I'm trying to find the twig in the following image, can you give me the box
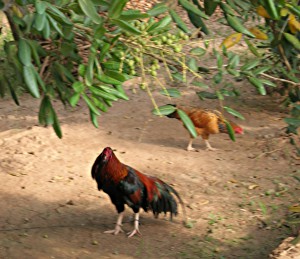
[39,56,50,77]
[261,73,300,86]
[161,51,174,81]
[278,44,292,71]
[254,148,281,159]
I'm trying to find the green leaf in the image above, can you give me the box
[38,96,54,125]
[223,106,245,120]
[47,14,63,36]
[147,15,172,33]
[226,15,255,38]
[99,42,110,62]
[227,68,240,77]
[248,77,266,95]
[263,0,279,20]
[90,109,99,128]
[179,0,209,19]
[108,0,128,19]
[52,108,62,138]
[42,18,50,39]
[96,73,123,85]
[252,66,271,75]
[284,118,300,127]
[169,9,190,33]
[187,10,209,34]
[216,90,224,100]
[79,0,102,24]
[241,60,260,71]
[260,79,276,87]
[228,54,240,69]
[18,39,32,66]
[23,65,40,98]
[244,38,260,57]
[0,75,7,98]
[198,66,210,73]
[284,33,300,50]
[85,53,95,86]
[69,93,80,107]
[216,51,223,68]
[92,97,108,112]
[90,86,118,101]
[213,72,223,84]
[192,81,209,88]
[82,93,100,115]
[147,3,168,16]
[32,68,46,92]
[190,47,206,56]
[35,1,47,14]
[152,104,176,116]
[225,120,235,141]
[4,76,19,105]
[104,70,128,83]
[102,61,120,70]
[120,10,149,21]
[112,19,142,35]
[98,85,129,100]
[94,24,106,38]
[204,0,219,16]
[187,58,198,72]
[46,4,72,25]
[226,0,240,12]
[196,91,217,100]
[234,0,251,11]
[220,2,235,16]
[172,72,185,82]
[178,109,197,138]
[159,88,181,98]
[72,81,85,93]
[34,13,47,31]
[27,40,41,68]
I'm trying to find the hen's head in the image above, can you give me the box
[230,122,243,134]
[100,147,113,162]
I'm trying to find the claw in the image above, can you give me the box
[127,228,142,238]
[204,140,217,151]
[187,146,198,152]
[127,212,141,238]
[104,212,124,235]
[104,225,124,235]
[205,147,218,151]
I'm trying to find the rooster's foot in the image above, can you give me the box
[205,147,218,151]
[127,228,142,238]
[104,224,124,235]
[186,147,198,152]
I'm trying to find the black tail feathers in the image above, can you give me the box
[150,182,186,221]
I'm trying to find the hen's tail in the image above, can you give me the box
[150,180,187,222]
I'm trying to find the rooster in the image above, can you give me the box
[91,147,185,237]
[166,104,243,151]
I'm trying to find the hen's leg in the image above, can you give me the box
[204,140,217,151]
[187,138,197,152]
[104,212,124,235]
[127,213,141,238]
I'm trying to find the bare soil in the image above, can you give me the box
[0,80,300,258]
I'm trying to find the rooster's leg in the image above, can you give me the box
[127,213,141,238]
[187,138,197,152]
[104,212,124,235]
[204,140,217,151]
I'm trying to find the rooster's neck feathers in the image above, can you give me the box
[104,153,128,183]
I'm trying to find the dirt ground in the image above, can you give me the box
[0,78,300,258]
